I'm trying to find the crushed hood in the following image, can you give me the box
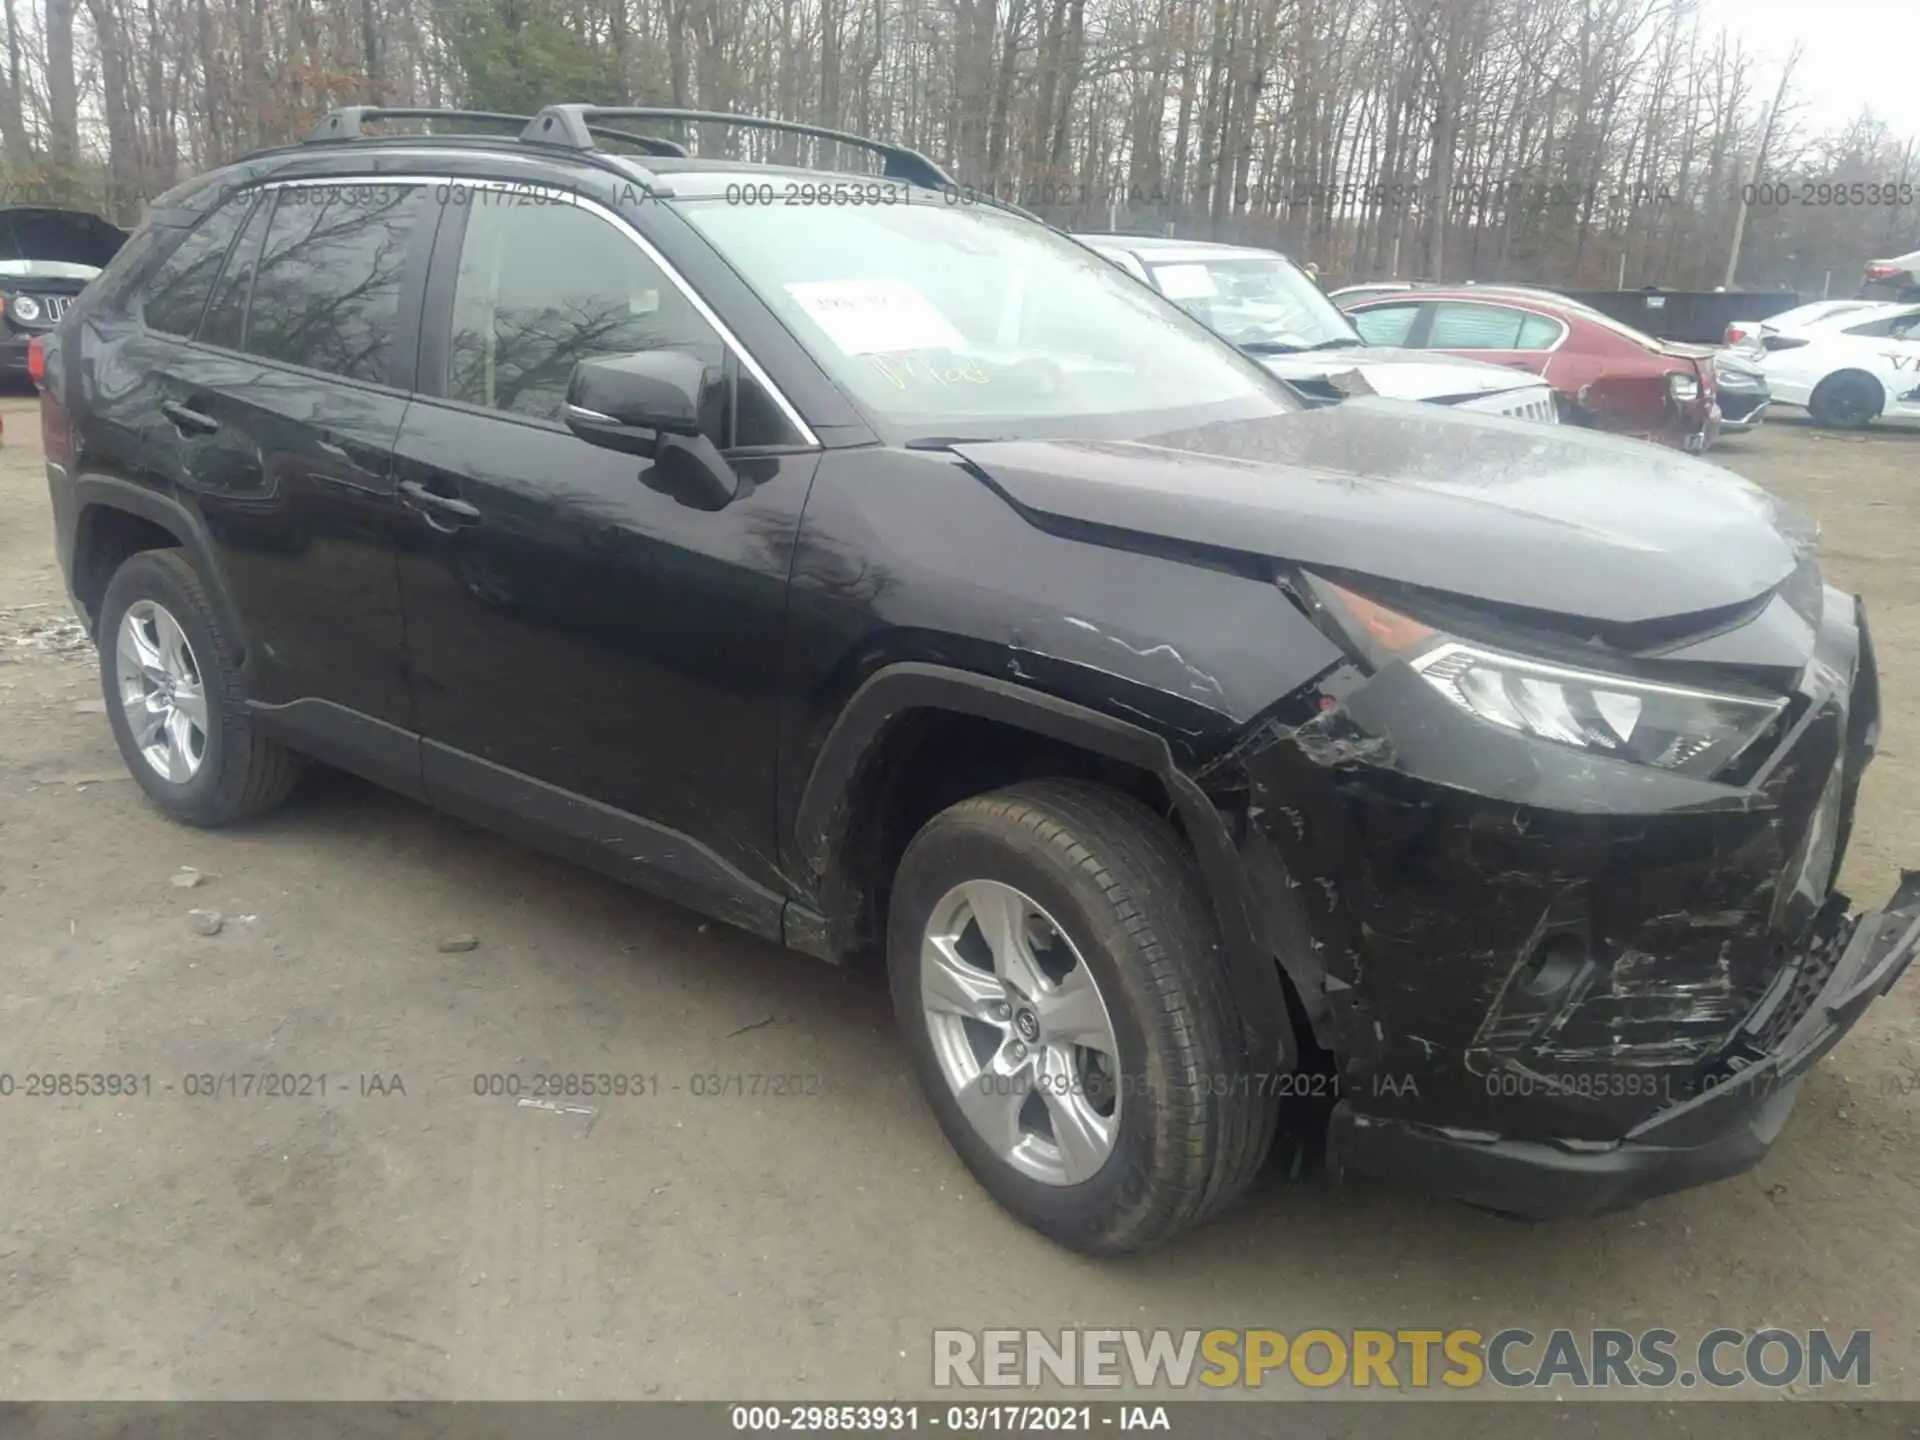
[1258,346,1544,402]
[954,401,1815,627]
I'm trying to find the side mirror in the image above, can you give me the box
[565,351,738,510]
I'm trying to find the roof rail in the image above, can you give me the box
[520,106,956,190]
[304,105,689,157]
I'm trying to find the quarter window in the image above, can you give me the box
[141,198,249,336]
[1517,313,1564,348]
[242,184,424,384]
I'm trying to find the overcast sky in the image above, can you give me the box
[1698,0,1920,143]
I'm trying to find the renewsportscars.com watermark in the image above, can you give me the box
[933,1327,1871,1391]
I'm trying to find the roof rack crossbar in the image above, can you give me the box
[520,105,956,189]
[306,107,532,142]
[304,106,688,157]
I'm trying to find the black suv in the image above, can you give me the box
[39,105,1920,1255]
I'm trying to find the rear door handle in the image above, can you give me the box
[400,478,482,524]
[161,399,219,435]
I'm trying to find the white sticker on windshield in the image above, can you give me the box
[785,278,967,355]
[1152,264,1218,300]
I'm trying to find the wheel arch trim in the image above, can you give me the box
[795,662,1293,1071]
[70,473,248,661]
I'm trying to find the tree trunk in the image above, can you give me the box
[45,0,80,196]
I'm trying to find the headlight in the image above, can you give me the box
[1667,370,1700,402]
[1413,642,1783,777]
[1319,579,1787,779]
[11,294,40,322]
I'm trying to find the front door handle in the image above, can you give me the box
[161,399,219,435]
[400,478,482,524]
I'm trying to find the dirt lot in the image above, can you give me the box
[2,394,1919,1405]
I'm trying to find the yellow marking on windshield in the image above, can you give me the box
[867,353,994,392]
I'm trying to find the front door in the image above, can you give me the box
[392,188,820,926]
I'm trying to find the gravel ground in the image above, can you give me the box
[2,394,1918,1407]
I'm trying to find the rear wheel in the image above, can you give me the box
[887,779,1278,1254]
[99,549,302,826]
[1808,371,1883,430]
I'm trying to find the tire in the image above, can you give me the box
[1808,371,1883,430]
[98,548,301,826]
[887,779,1280,1255]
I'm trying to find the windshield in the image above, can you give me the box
[1144,254,1360,350]
[680,195,1293,439]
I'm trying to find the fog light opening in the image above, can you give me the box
[1519,934,1587,999]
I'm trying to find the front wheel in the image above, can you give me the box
[887,780,1279,1254]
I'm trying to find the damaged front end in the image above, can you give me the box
[1204,561,1920,1218]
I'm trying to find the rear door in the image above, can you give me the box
[1422,300,1564,375]
[141,178,432,789]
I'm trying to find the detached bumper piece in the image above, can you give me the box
[1330,870,1920,1218]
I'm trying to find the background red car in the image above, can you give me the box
[1341,286,1720,451]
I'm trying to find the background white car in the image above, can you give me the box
[1756,302,1920,429]
[1722,299,1876,355]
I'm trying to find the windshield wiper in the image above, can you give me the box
[903,434,1008,450]
[1239,340,1306,355]
[1301,337,1362,351]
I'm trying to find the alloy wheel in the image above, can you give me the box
[115,599,210,783]
[919,878,1122,1186]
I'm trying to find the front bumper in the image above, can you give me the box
[1329,873,1919,1217]
[0,332,30,375]
[1205,579,1902,1216]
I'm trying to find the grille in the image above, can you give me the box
[45,295,71,320]
[1752,933,1845,1053]
[1458,387,1560,425]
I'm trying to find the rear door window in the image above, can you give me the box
[1351,303,1421,346]
[242,184,425,385]
[1428,302,1530,349]
[198,195,270,351]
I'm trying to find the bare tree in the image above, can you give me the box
[4,0,1908,298]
